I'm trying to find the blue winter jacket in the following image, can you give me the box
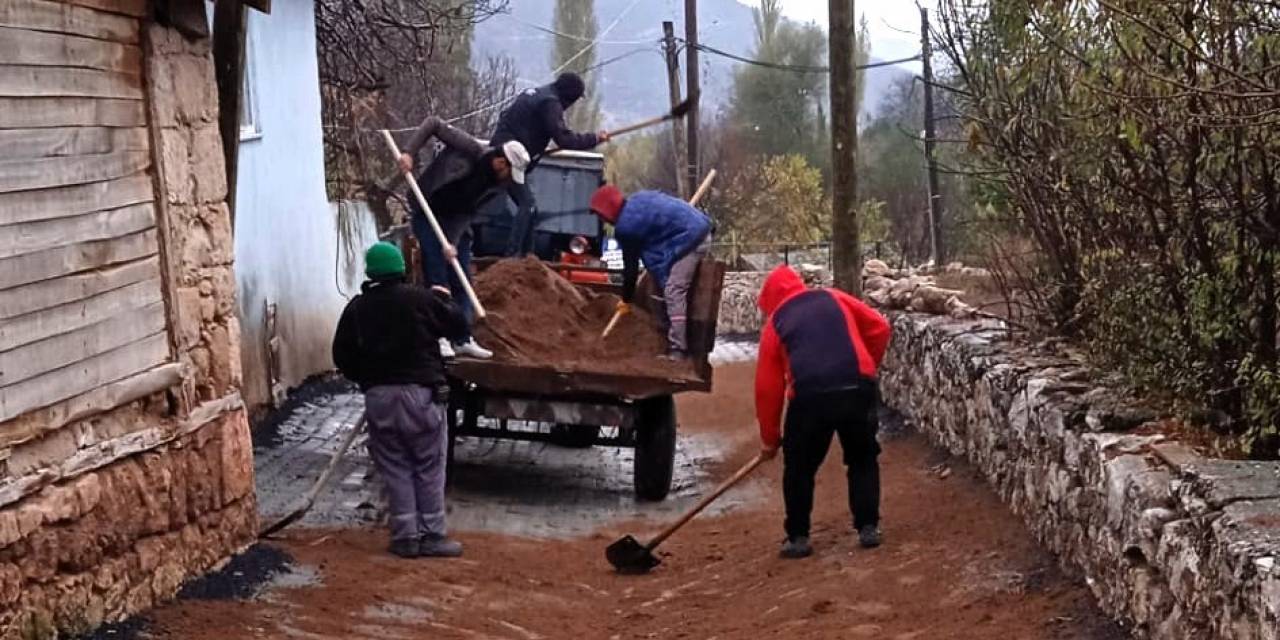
[614,190,712,300]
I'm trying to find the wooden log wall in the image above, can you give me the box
[0,0,173,426]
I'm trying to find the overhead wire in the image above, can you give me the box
[683,39,922,74]
[440,0,647,127]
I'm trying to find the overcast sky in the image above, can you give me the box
[769,0,936,71]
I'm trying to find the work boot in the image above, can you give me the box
[779,536,813,559]
[418,533,464,558]
[660,348,689,362]
[438,338,456,360]
[858,525,882,549]
[454,339,493,360]
[388,538,419,559]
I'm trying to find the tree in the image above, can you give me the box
[706,154,829,245]
[316,0,514,216]
[934,0,1280,455]
[729,2,829,167]
[550,0,602,131]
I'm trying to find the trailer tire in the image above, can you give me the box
[634,396,677,501]
[549,424,600,448]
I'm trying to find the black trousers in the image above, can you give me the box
[782,385,881,538]
[504,180,537,256]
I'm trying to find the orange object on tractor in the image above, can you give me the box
[559,235,610,285]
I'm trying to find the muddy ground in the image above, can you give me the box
[123,364,1125,640]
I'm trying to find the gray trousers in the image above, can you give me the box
[662,237,711,353]
[364,384,447,542]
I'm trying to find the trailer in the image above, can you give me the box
[445,258,726,501]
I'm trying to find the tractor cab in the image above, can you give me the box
[470,147,607,264]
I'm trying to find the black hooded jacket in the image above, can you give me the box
[490,83,598,165]
[331,279,466,391]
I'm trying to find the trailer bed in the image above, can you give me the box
[448,359,710,401]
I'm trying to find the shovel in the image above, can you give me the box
[607,453,767,574]
[547,97,697,158]
[599,170,719,340]
[260,413,367,538]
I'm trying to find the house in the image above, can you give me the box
[0,0,264,635]
[231,0,375,412]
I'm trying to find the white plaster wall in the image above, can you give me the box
[233,0,375,410]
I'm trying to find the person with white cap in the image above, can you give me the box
[397,116,531,359]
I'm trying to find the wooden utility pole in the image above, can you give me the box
[212,0,248,232]
[829,0,860,294]
[663,21,690,199]
[921,7,944,265]
[684,0,700,193]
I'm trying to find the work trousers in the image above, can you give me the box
[364,384,448,542]
[782,385,881,539]
[504,180,537,257]
[411,214,472,343]
[661,236,711,353]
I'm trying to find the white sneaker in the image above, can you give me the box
[454,339,493,360]
[438,338,456,360]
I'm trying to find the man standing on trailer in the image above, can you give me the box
[397,116,530,359]
[491,72,610,256]
[587,184,711,360]
[753,265,892,559]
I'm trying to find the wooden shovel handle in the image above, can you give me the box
[601,308,625,338]
[647,454,767,550]
[688,169,717,207]
[381,130,487,318]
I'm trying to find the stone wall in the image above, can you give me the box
[879,313,1280,639]
[0,19,254,639]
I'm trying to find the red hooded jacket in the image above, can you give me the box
[754,266,892,448]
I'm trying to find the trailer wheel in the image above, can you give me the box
[549,424,600,448]
[634,396,677,501]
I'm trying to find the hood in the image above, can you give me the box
[589,185,625,224]
[758,265,806,315]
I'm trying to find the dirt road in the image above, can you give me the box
[132,365,1125,640]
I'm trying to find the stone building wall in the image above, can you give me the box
[0,20,254,639]
[879,313,1280,640]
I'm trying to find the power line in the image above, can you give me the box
[684,39,921,74]
[442,0,646,125]
[500,13,660,46]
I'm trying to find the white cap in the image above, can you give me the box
[501,140,531,184]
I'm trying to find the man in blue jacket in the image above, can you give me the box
[589,185,712,359]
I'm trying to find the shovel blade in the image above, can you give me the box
[606,535,660,574]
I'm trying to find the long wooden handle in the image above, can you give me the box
[647,454,766,550]
[609,113,673,138]
[601,308,625,338]
[381,130,487,319]
[688,169,717,206]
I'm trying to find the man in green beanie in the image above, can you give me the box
[332,242,467,559]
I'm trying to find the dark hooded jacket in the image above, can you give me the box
[490,83,598,165]
[332,279,466,392]
[753,266,891,447]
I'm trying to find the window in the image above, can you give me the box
[239,32,261,140]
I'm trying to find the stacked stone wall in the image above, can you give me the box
[880,314,1280,639]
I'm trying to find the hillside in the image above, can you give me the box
[473,0,911,127]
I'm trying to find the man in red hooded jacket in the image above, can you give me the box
[755,266,892,558]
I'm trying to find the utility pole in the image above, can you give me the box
[829,0,860,294]
[684,0,700,191]
[663,21,690,199]
[921,7,944,265]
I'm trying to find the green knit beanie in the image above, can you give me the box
[365,242,406,279]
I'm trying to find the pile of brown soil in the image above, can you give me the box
[472,258,694,379]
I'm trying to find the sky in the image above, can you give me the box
[768,0,937,71]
